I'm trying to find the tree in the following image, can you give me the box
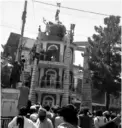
[87,15,121,110]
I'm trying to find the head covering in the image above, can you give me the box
[30,105,36,109]
[36,105,40,108]
[111,113,117,119]
[19,107,27,116]
[39,105,42,109]
[80,107,89,115]
[38,108,47,116]
[103,111,109,116]
[52,105,60,113]
[30,113,38,122]
[30,105,37,114]
[96,110,103,116]
[38,108,47,122]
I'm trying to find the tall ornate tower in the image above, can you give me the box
[81,47,92,111]
[29,27,42,104]
[28,20,76,106]
[61,32,71,106]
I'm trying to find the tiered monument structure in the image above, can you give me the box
[28,21,92,109]
[28,21,78,106]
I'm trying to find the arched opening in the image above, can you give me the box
[42,95,54,107]
[45,69,57,88]
[46,45,59,62]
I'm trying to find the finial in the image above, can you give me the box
[70,24,75,35]
[55,3,61,23]
[38,25,41,32]
[70,24,75,41]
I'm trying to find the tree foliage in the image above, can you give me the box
[88,15,121,97]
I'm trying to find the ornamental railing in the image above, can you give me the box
[1,117,13,128]
[39,80,76,92]
[40,80,62,89]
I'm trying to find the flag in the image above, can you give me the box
[70,24,75,31]
[55,9,60,21]
[57,3,61,7]
[22,11,26,21]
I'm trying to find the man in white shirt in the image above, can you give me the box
[8,107,37,128]
[8,116,37,128]
[36,108,53,128]
[94,110,107,128]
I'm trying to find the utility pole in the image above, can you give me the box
[15,0,27,84]
[16,0,27,62]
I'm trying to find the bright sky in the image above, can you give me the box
[0,0,121,66]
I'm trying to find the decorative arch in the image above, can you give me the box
[48,45,58,50]
[46,45,59,62]
[42,95,55,106]
[46,69,57,76]
[45,69,57,88]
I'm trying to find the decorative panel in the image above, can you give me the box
[41,93,56,105]
[46,43,60,62]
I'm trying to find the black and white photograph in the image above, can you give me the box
[0,0,121,128]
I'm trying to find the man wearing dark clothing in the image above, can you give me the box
[10,62,21,88]
[44,105,54,121]
[17,82,29,110]
[78,108,95,128]
[100,116,121,128]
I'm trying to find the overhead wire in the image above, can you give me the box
[0,24,21,31]
[32,4,101,21]
[0,24,38,35]
[34,0,121,18]
[0,1,107,40]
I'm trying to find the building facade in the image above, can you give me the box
[3,31,108,109]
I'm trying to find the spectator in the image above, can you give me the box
[110,113,117,120]
[78,107,94,128]
[100,116,121,128]
[58,104,78,128]
[92,110,96,118]
[51,106,61,128]
[94,110,107,128]
[44,105,54,121]
[55,107,64,128]
[36,108,53,128]
[8,107,36,128]
[17,82,29,110]
[103,111,111,121]
[36,104,40,112]
[30,106,38,123]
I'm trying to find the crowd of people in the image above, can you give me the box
[8,101,121,128]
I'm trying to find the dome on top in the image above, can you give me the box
[48,23,66,38]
